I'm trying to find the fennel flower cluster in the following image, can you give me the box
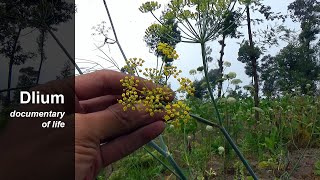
[120,75,173,117]
[157,42,179,60]
[163,66,182,78]
[138,1,161,13]
[123,58,145,74]
[177,77,195,96]
[164,101,191,127]
[119,53,194,127]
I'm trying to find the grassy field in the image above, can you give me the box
[97,94,320,180]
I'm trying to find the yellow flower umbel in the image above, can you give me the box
[164,101,191,128]
[118,55,194,127]
[123,58,145,74]
[119,76,141,111]
[177,77,195,96]
[142,68,162,83]
[141,86,173,116]
[119,76,176,117]
[163,66,182,78]
[157,42,179,60]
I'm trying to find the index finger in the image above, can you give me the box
[75,70,173,101]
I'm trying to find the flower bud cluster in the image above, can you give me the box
[119,76,192,125]
[177,77,195,96]
[157,42,179,60]
[163,66,182,78]
[141,85,173,116]
[142,68,162,82]
[119,56,194,127]
[119,76,141,111]
[139,1,161,13]
[123,58,145,74]
[164,101,191,127]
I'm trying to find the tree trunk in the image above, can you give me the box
[5,28,22,106]
[246,5,260,122]
[218,34,226,98]
[36,29,46,84]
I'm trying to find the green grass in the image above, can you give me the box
[314,160,320,176]
[99,95,320,179]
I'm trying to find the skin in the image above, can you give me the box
[0,70,173,180]
[75,70,172,180]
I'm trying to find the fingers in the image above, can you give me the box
[75,70,161,101]
[100,121,165,166]
[79,95,120,113]
[80,103,165,140]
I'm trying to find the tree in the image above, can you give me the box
[143,9,181,63]
[0,0,74,105]
[237,41,262,81]
[260,0,320,96]
[238,0,286,121]
[244,1,260,121]
[261,42,320,96]
[0,1,32,106]
[217,10,241,98]
[192,69,220,99]
[260,55,278,97]
[56,62,73,80]
[288,0,320,50]
[29,0,75,84]
[13,67,38,104]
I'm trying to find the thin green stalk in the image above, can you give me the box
[159,135,168,153]
[46,8,185,180]
[102,0,128,63]
[148,141,187,180]
[156,55,159,70]
[167,156,187,180]
[220,127,258,179]
[157,60,165,82]
[181,15,200,40]
[189,114,220,129]
[149,11,198,43]
[200,42,223,125]
[183,123,190,166]
[190,114,258,180]
[46,25,83,74]
[198,42,258,180]
[143,147,180,178]
[102,2,186,179]
[174,15,200,40]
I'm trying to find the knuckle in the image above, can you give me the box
[79,103,89,113]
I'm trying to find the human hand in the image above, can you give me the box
[74,70,172,180]
[0,70,172,180]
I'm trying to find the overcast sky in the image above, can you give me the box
[1,0,299,94]
[0,0,299,95]
[75,0,300,93]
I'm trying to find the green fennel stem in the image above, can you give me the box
[199,42,258,180]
